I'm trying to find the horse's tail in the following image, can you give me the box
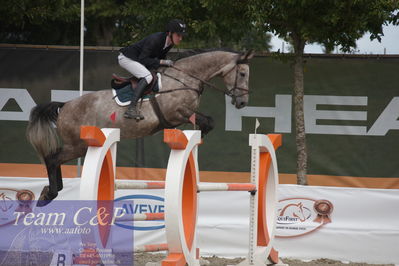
[26,102,65,162]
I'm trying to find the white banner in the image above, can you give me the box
[0,177,398,264]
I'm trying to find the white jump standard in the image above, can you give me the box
[80,126,201,266]
[78,125,285,266]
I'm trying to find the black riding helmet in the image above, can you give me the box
[165,19,187,35]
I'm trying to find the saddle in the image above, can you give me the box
[111,72,161,106]
[111,72,160,93]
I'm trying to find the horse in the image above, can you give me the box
[26,50,254,206]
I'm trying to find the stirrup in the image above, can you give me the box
[124,108,144,120]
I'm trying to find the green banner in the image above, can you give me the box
[0,47,398,178]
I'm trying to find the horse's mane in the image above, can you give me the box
[169,48,239,61]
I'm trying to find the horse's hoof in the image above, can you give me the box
[37,199,51,207]
[36,186,57,207]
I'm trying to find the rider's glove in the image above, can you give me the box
[161,59,174,67]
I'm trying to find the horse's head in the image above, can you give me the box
[292,203,307,222]
[221,50,254,109]
[279,202,309,222]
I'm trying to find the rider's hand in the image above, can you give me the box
[161,59,174,67]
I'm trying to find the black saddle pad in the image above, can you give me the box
[114,84,135,103]
[112,83,158,105]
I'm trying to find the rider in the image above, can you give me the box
[118,19,187,120]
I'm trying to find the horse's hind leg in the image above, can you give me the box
[56,165,63,191]
[37,151,63,207]
[37,142,87,207]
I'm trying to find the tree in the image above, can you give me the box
[0,0,80,44]
[112,0,272,50]
[0,0,136,46]
[249,0,399,185]
[0,0,272,50]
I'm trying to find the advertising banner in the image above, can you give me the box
[0,177,398,264]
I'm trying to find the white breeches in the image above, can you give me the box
[118,53,153,84]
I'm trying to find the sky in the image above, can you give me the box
[270,24,399,54]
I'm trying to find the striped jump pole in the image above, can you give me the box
[115,181,257,192]
[115,181,166,190]
[115,212,165,222]
[197,182,257,192]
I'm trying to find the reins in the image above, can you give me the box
[158,63,250,100]
[169,65,230,95]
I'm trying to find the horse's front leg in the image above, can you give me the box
[193,111,214,137]
[175,106,214,137]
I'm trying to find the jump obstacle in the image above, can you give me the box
[77,126,284,266]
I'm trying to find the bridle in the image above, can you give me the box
[221,63,250,100]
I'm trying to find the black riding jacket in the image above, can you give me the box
[119,32,173,70]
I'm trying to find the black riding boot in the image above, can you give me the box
[124,78,148,120]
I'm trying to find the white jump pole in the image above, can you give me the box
[77,0,85,177]
[79,0,84,98]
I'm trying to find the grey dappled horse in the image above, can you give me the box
[26,50,254,206]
